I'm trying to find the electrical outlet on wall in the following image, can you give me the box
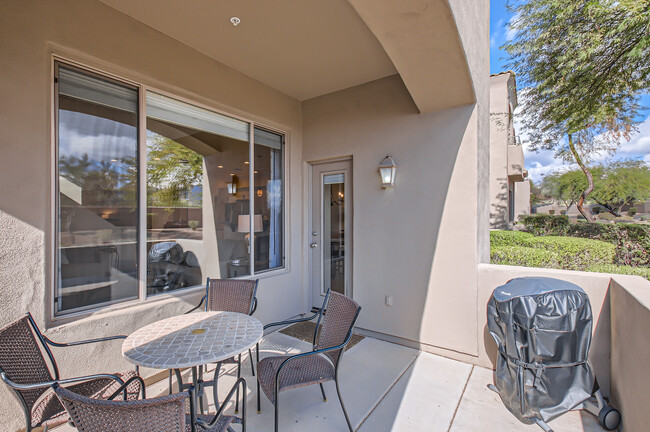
[385,296,393,307]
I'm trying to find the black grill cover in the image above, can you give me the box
[487,277,595,423]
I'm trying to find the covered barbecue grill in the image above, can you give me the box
[487,277,621,431]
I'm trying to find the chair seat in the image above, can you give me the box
[33,370,140,428]
[257,354,335,403]
[188,414,238,432]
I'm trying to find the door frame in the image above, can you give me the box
[308,157,353,309]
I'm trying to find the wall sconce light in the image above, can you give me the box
[226,175,238,195]
[378,155,397,188]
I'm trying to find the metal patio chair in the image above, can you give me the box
[178,278,258,413]
[255,291,361,432]
[53,377,247,432]
[0,313,142,432]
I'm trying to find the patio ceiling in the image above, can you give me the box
[99,0,475,112]
[99,0,397,101]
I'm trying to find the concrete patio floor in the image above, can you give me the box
[54,331,607,432]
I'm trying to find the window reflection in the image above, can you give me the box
[253,128,284,272]
[145,93,251,293]
[56,65,139,313]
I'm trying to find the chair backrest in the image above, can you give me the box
[0,315,54,414]
[206,279,258,315]
[314,292,361,366]
[54,384,188,432]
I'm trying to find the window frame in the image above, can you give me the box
[51,57,288,320]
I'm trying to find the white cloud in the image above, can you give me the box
[505,13,521,41]
[618,115,650,156]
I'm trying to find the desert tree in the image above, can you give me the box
[504,0,650,221]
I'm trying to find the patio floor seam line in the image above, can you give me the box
[447,364,474,432]
[354,351,420,431]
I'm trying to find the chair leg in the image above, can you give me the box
[275,391,279,432]
[235,354,242,414]
[336,378,353,432]
[319,383,327,402]
[168,369,173,395]
[213,362,223,412]
[249,348,256,376]
[256,343,261,413]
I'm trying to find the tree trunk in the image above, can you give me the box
[595,200,622,217]
[568,134,595,222]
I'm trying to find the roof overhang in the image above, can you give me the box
[99,0,476,113]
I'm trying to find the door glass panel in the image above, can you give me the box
[322,174,345,295]
[55,65,139,314]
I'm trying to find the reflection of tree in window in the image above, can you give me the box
[147,134,203,209]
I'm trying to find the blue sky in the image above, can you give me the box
[490,0,650,183]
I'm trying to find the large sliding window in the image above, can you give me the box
[54,61,284,315]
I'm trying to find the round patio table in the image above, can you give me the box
[122,311,263,412]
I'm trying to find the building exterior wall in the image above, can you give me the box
[489,73,529,229]
[302,75,484,357]
[0,1,305,428]
[514,179,531,221]
[489,74,512,229]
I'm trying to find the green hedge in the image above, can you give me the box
[519,215,650,267]
[490,231,616,270]
[518,214,570,236]
[491,245,563,269]
[586,264,650,280]
[530,236,616,270]
[489,230,534,247]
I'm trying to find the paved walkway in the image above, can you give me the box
[54,331,607,432]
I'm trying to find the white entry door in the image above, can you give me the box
[310,159,352,309]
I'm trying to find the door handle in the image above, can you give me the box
[310,242,318,248]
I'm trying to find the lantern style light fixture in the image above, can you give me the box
[378,155,397,188]
[226,175,238,195]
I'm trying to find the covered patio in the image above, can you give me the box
[51,329,607,432]
[1,1,649,431]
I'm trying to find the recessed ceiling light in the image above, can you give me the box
[230,17,241,26]
[244,161,249,165]
[110,158,118,162]
[218,165,223,168]
[254,170,258,174]
[230,173,235,176]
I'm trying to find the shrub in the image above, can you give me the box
[628,207,637,216]
[529,236,616,270]
[188,220,200,230]
[489,230,534,247]
[586,264,650,280]
[520,217,650,267]
[566,223,650,267]
[490,232,616,270]
[519,214,570,236]
[491,246,563,269]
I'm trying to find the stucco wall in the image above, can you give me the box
[448,0,491,263]
[514,179,531,220]
[0,1,305,429]
[609,276,650,432]
[302,75,482,357]
[489,74,512,229]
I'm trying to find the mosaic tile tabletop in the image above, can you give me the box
[122,311,263,369]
